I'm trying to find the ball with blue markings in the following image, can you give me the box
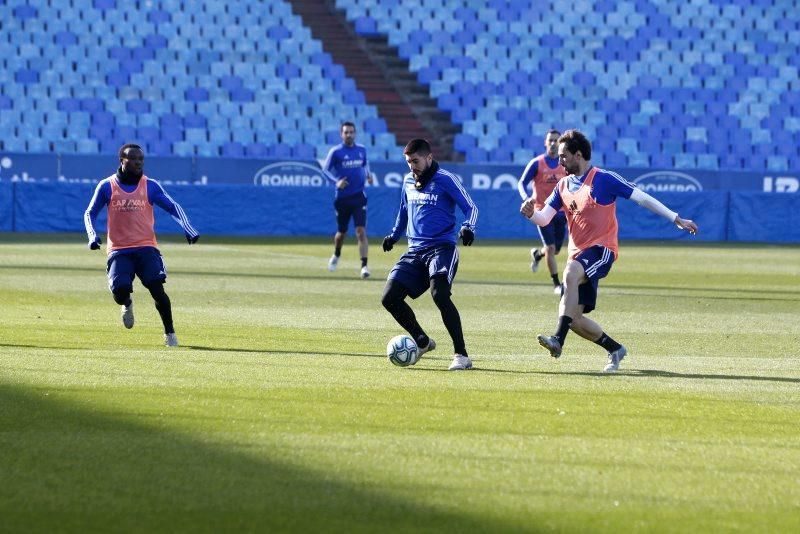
[386,335,419,367]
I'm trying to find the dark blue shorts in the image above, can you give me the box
[574,245,615,314]
[107,247,167,293]
[538,211,567,253]
[388,244,459,299]
[334,192,367,232]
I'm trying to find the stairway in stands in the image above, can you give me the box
[289,0,460,161]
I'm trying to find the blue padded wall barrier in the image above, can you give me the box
[728,192,800,243]
[0,183,12,232]
[7,182,800,243]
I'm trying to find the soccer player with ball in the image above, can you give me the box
[521,130,698,372]
[382,139,478,371]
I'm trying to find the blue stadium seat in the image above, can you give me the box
[221,141,245,158]
[245,142,270,158]
[0,0,785,167]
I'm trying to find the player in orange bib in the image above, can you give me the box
[84,144,199,346]
[521,130,698,372]
[517,129,568,294]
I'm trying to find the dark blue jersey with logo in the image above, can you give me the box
[388,166,478,252]
[321,142,371,199]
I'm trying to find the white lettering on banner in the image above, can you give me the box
[492,173,518,189]
[632,171,703,192]
[253,161,325,187]
[472,173,491,189]
[763,176,799,193]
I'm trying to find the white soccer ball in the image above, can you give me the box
[386,335,419,367]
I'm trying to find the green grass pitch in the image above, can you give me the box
[1,234,798,532]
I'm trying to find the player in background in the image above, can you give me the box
[518,129,568,294]
[521,130,698,372]
[382,139,478,371]
[84,144,199,347]
[322,121,375,278]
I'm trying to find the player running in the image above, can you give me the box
[84,144,199,346]
[322,121,375,278]
[518,129,568,294]
[381,139,478,371]
[521,130,698,372]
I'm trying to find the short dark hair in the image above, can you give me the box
[557,129,591,161]
[546,128,560,137]
[403,138,431,156]
[119,143,143,159]
[341,121,356,131]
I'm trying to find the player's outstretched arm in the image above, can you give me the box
[675,216,698,235]
[629,188,698,235]
[521,198,557,227]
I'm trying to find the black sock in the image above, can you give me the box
[595,332,622,352]
[554,315,573,346]
[147,283,174,334]
[415,334,430,348]
[334,247,341,257]
[534,249,544,261]
[551,274,560,286]
[361,257,368,267]
[431,277,467,356]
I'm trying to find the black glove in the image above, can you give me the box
[186,234,199,245]
[459,227,474,246]
[88,237,101,250]
[382,236,395,252]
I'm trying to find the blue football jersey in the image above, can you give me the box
[321,143,371,199]
[388,166,478,251]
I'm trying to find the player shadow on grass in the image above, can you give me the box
[508,368,800,383]
[184,345,382,358]
[0,381,494,531]
[4,264,800,300]
[0,264,380,283]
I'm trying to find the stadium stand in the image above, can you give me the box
[337,0,800,170]
[1,0,798,172]
[0,0,402,160]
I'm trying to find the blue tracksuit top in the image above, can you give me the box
[388,164,478,252]
[321,142,371,199]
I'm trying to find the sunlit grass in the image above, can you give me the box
[1,234,798,532]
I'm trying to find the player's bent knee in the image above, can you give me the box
[381,281,405,310]
[144,280,167,297]
[430,276,453,307]
[111,287,131,305]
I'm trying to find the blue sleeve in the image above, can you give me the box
[84,181,111,242]
[545,187,564,211]
[517,158,538,200]
[443,173,478,230]
[593,170,636,204]
[389,185,408,241]
[321,146,338,184]
[147,180,199,238]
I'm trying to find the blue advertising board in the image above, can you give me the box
[3,152,799,193]
[1,152,799,242]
